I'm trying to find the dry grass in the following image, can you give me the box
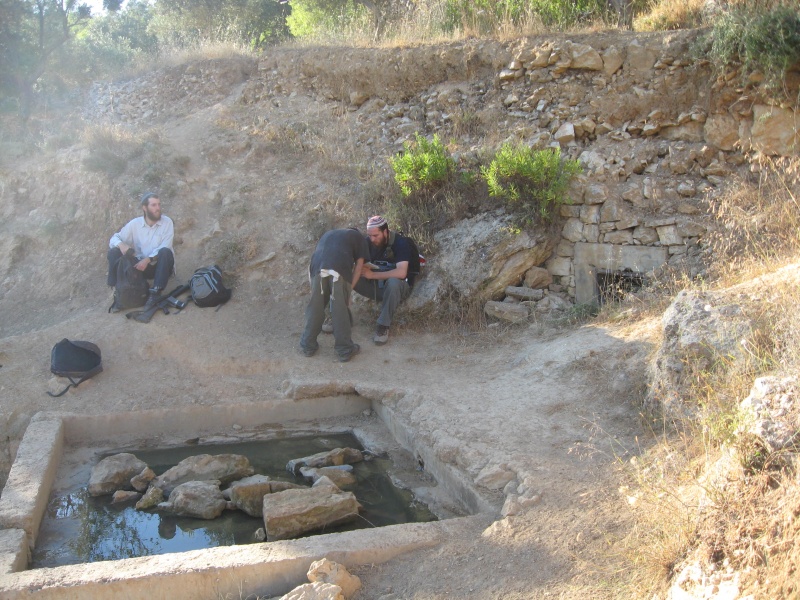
[613,157,800,597]
[634,0,709,31]
[707,157,800,285]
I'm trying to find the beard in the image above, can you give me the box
[144,208,161,222]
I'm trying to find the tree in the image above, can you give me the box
[150,0,290,49]
[289,0,410,40]
[0,0,91,118]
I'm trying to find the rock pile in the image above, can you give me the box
[88,446,367,541]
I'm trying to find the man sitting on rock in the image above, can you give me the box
[107,192,175,311]
[354,215,421,345]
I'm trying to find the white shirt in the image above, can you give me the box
[109,216,174,260]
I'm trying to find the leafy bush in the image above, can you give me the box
[705,4,800,95]
[481,144,581,226]
[287,0,370,40]
[390,133,455,197]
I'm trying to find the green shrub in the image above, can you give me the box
[287,0,369,40]
[705,4,800,96]
[390,133,455,197]
[481,144,581,226]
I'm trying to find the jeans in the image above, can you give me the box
[301,273,357,359]
[353,277,410,327]
[107,247,174,290]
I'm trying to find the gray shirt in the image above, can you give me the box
[309,229,369,283]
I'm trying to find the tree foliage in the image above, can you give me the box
[288,0,410,40]
[150,0,291,49]
[0,0,91,116]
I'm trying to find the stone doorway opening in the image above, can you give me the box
[596,268,645,305]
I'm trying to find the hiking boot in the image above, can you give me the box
[339,343,360,362]
[300,345,318,357]
[374,324,389,345]
[144,288,162,308]
[321,317,334,334]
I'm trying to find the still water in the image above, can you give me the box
[32,433,437,567]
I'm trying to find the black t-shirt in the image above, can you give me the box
[310,229,370,283]
[368,232,421,286]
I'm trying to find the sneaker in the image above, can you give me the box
[144,288,162,308]
[109,299,123,314]
[374,324,389,345]
[321,317,334,334]
[339,343,360,362]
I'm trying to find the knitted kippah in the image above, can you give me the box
[367,215,387,229]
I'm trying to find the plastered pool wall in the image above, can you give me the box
[0,387,494,599]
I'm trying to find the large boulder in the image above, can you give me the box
[152,454,254,496]
[647,290,754,420]
[160,480,227,519]
[739,377,799,452]
[263,485,360,541]
[88,453,148,497]
[428,212,557,304]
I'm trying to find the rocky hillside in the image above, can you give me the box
[4,29,798,336]
[1,28,799,600]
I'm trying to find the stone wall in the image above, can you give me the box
[86,31,799,305]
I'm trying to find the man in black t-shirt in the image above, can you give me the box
[300,228,369,362]
[354,215,420,345]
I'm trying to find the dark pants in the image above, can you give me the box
[353,277,410,327]
[301,273,356,359]
[107,247,174,290]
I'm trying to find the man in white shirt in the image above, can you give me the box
[107,192,175,311]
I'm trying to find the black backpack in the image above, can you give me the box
[190,265,232,308]
[47,339,103,397]
[112,252,149,310]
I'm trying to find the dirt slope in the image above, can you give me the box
[0,35,676,599]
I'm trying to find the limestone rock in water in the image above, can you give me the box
[130,466,156,492]
[163,480,227,519]
[286,448,363,475]
[279,582,344,600]
[263,486,360,541]
[135,486,164,510]
[299,465,357,488]
[88,453,148,496]
[228,474,272,517]
[227,474,303,517]
[111,490,141,504]
[307,558,362,599]
[152,453,254,495]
